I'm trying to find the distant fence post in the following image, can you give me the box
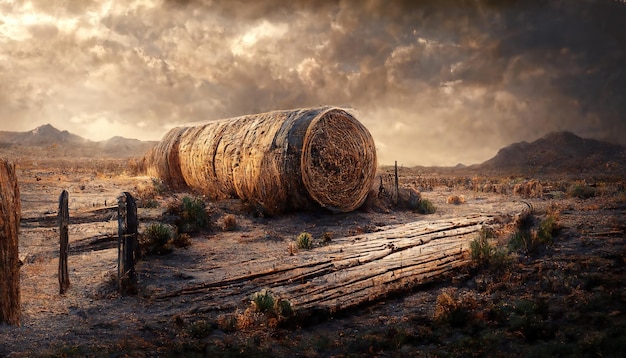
[0,159,21,325]
[117,192,138,294]
[394,161,399,205]
[58,190,70,294]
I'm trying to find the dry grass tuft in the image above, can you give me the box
[446,195,465,205]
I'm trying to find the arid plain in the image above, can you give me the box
[1,128,625,357]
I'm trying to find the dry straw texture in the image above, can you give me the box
[145,107,377,214]
[0,158,21,325]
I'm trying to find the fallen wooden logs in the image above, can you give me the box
[157,213,509,316]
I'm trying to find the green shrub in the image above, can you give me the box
[470,227,508,269]
[415,198,437,214]
[251,289,275,313]
[142,223,174,255]
[276,299,294,318]
[179,196,210,233]
[568,182,596,199]
[296,232,314,250]
[537,215,559,245]
[508,214,558,254]
[508,230,531,252]
[188,319,213,339]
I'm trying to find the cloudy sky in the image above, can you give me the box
[1,0,625,166]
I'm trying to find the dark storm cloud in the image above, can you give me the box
[0,0,624,165]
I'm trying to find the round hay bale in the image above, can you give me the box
[145,107,377,214]
[145,126,187,189]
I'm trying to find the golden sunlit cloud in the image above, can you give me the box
[0,0,624,165]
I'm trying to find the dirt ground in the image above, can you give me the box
[1,162,625,357]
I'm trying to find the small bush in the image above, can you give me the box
[433,289,474,328]
[172,233,192,248]
[216,313,238,332]
[220,214,237,231]
[296,232,314,250]
[188,320,213,339]
[446,195,465,205]
[251,289,275,313]
[135,178,167,208]
[508,213,558,254]
[470,227,509,269]
[276,299,294,318]
[568,182,596,199]
[142,223,174,255]
[536,215,559,245]
[320,231,333,244]
[179,196,210,233]
[142,199,159,208]
[415,198,437,214]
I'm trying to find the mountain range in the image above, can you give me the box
[473,131,626,177]
[1,125,624,176]
[0,124,157,158]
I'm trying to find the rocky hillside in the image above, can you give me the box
[0,124,157,158]
[476,131,626,177]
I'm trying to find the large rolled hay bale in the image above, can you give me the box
[146,107,377,215]
[145,126,187,189]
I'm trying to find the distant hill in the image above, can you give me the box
[0,124,157,158]
[475,131,626,176]
[0,124,88,146]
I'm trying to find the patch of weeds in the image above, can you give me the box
[174,196,210,233]
[276,298,294,318]
[508,212,558,254]
[320,231,333,244]
[188,319,213,339]
[141,223,174,255]
[433,288,475,328]
[171,232,192,248]
[470,227,509,269]
[568,181,596,199]
[220,214,237,231]
[135,178,167,208]
[508,299,555,342]
[251,288,275,313]
[296,232,314,250]
[216,313,238,333]
[241,201,267,218]
[415,198,437,214]
[446,195,465,204]
[141,198,159,208]
[248,289,295,324]
[537,214,558,244]
[151,177,168,195]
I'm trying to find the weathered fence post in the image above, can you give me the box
[117,192,138,294]
[58,190,70,294]
[394,160,399,205]
[0,159,21,325]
